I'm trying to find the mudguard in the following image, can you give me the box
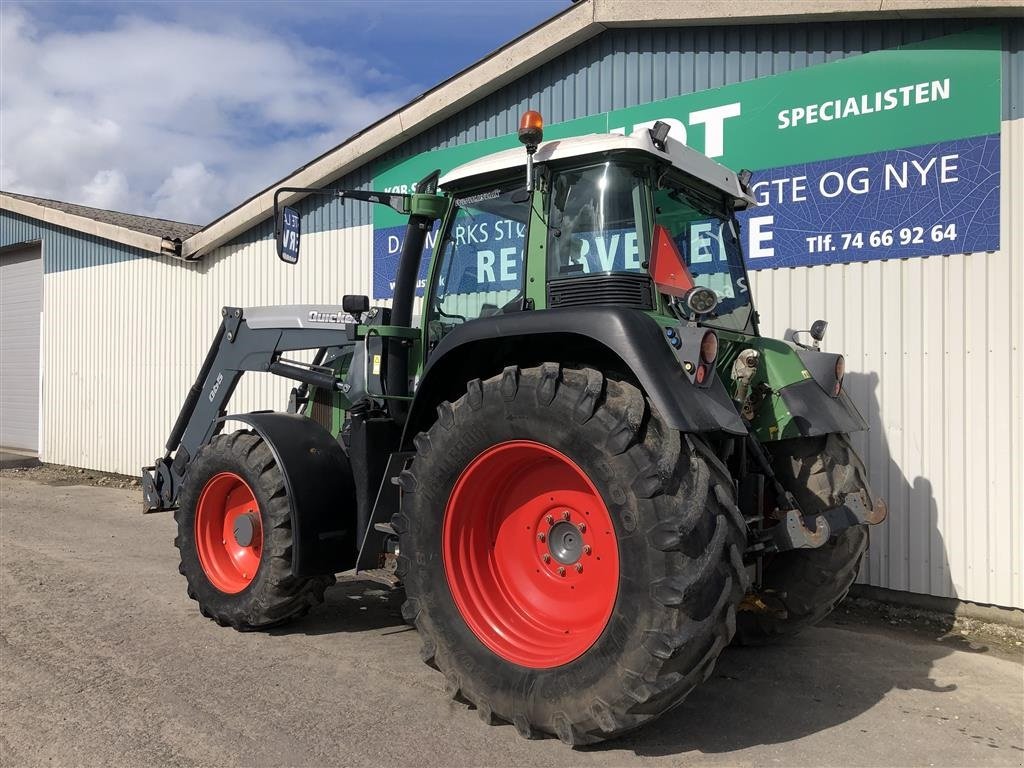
[777,379,868,436]
[404,306,747,446]
[222,412,357,577]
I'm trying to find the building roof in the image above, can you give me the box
[439,128,758,207]
[178,0,1018,261]
[2,192,201,241]
[0,191,200,257]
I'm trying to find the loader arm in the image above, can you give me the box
[141,305,360,512]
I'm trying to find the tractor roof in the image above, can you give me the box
[439,128,757,209]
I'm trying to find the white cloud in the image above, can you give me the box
[151,162,217,225]
[0,4,415,223]
[80,169,130,210]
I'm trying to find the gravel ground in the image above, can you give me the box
[1,471,1022,767]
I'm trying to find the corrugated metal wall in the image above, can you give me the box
[751,115,1022,610]
[2,18,1020,607]
[32,226,375,476]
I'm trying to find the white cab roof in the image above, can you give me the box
[439,127,757,207]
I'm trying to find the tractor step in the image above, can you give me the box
[374,521,396,535]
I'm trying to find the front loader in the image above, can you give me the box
[143,111,886,744]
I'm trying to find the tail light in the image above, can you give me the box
[700,331,718,364]
[834,355,845,397]
[695,331,719,386]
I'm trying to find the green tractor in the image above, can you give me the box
[143,111,886,744]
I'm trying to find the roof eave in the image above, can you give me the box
[1,193,183,258]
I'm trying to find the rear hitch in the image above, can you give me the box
[772,508,830,551]
[762,490,887,554]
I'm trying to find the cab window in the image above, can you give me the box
[547,163,646,279]
[653,186,753,331]
[427,185,529,343]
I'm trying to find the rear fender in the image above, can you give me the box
[403,307,747,448]
[221,412,357,577]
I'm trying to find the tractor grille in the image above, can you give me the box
[310,387,334,433]
[547,273,654,310]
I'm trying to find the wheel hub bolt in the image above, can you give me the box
[557,566,566,577]
[537,532,546,542]
[575,563,583,574]
[577,522,587,533]
[561,510,571,520]
[542,553,551,563]
[583,545,592,555]
[545,514,554,525]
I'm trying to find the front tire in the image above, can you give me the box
[395,364,748,744]
[736,433,872,644]
[175,430,334,630]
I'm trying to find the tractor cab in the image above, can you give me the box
[425,117,759,358]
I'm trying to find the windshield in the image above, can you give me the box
[654,186,753,331]
[547,162,646,278]
[427,185,530,344]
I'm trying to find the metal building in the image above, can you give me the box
[1,1,1021,610]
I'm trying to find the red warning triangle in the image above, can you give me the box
[650,224,694,298]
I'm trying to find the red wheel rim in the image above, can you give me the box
[195,472,263,594]
[443,440,619,668]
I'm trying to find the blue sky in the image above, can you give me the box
[0,1,565,222]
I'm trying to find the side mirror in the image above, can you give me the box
[276,206,301,264]
[342,294,369,320]
[793,320,828,350]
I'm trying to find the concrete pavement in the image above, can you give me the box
[1,473,1021,767]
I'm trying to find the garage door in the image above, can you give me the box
[0,244,42,452]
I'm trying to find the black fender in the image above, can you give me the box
[221,412,357,577]
[404,307,747,448]
[784,348,869,436]
[778,379,868,436]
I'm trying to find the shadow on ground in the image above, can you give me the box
[271,576,972,756]
[611,615,960,757]
[270,578,410,637]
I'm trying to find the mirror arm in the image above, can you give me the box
[273,186,416,250]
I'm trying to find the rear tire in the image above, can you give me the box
[736,433,872,644]
[175,430,334,630]
[395,364,748,744]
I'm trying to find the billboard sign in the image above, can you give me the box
[371,28,1001,297]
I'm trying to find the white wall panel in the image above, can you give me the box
[41,224,374,482]
[749,118,1022,608]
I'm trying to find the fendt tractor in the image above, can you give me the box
[143,112,887,745]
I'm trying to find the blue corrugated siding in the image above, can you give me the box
[227,17,1020,247]
[0,210,152,273]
